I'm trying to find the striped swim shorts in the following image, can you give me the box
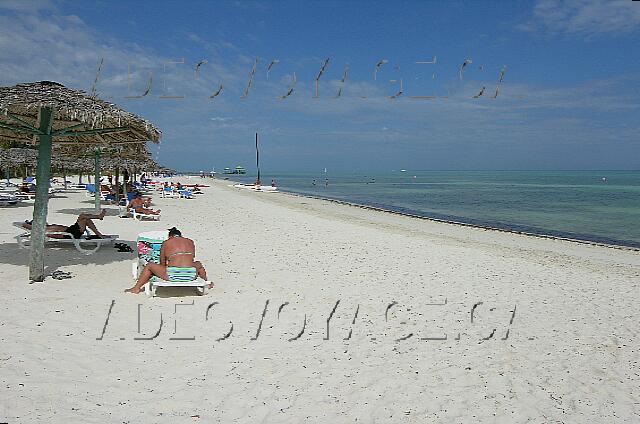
[166,267,197,282]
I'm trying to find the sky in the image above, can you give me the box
[0,0,639,172]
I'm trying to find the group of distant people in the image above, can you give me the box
[311,178,329,187]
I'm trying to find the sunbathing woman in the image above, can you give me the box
[22,209,106,239]
[127,193,160,215]
[125,227,209,294]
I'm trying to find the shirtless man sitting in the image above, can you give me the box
[125,227,210,293]
[127,193,160,215]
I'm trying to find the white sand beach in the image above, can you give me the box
[0,177,639,423]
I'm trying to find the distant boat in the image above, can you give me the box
[223,166,246,175]
[400,169,407,172]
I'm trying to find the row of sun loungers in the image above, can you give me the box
[10,177,212,295]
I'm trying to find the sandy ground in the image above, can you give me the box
[0,177,639,423]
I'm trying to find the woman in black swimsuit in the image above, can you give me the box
[23,209,106,239]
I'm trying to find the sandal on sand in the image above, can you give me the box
[51,271,73,280]
[114,243,133,253]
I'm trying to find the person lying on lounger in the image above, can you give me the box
[127,193,160,215]
[22,210,106,239]
[125,227,209,294]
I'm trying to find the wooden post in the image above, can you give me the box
[29,107,54,282]
[114,167,120,203]
[122,168,129,200]
[94,149,101,212]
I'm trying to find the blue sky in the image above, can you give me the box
[0,0,639,172]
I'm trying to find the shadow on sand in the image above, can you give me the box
[0,239,137,277]
[2,241,208,297]
[55,208,121,217]
[0,202,34,210]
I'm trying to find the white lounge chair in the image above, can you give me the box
[0,194,20,206]
[131,208,161,221]
[117,205,161,221]
[13,222,118,255]
[131,260,210,297]
[161,188,180,198]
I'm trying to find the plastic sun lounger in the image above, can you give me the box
[130,208,161,221]
[178,189,194,199]
[13,222,118,255]
[161,188,180,198]
[118,205,161,221]
[131,260,210,297]
[0,195,20,206]
[85,184,114,202]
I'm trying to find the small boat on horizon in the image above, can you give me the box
[223,166,246,175]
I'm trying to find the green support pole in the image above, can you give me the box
[122,168,129,200]
[62,165,68,190]
[94,149,101,212]
[29,107,54,282]
[114,167,120,203]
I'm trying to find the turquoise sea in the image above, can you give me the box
[222,171,640,248]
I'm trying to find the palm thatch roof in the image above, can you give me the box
[0,147,164,173]
[0,147,37,169]
[0,81,161,145]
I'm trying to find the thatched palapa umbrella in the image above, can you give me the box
[0,81,161,281]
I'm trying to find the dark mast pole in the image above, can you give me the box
[255,132,260,184]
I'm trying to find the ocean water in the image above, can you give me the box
[223,171,640,248]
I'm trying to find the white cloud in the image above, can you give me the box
[0,0,54,12]
[518,0,640,38]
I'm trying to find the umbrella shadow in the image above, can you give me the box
[0,203,33,209]
[78,199,119,204]
[0,239,137,277]
[55,208,121,217]
[147,286,208,298]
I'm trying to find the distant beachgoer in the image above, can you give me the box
[312,179,316,186]
[22,210,106,239]
[128,193,160,215]
[325,178,329,187]
[125,227,210,293]
[271,179,276,187]
[255,179,262,187]
[19,182,35,193]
